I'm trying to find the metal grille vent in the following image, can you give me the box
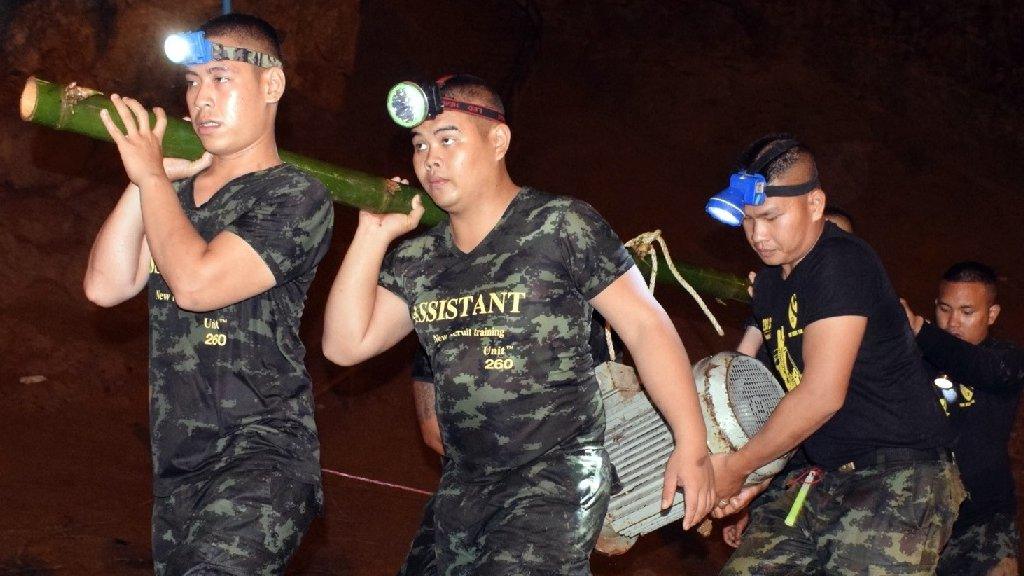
[726,355,785,438]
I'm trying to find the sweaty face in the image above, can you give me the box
[410,110,493,213]
[935,281,997,345]
[184,35,273,155]
[742,193,822,270]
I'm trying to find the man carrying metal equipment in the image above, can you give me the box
[707,134,963,574]
[323,74,715,575]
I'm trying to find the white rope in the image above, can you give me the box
[624,230,724,337]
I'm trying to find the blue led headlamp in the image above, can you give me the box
[386,75,506,129]
[164,31,211,66]
[164,30,283,68]
[705,138,820,227]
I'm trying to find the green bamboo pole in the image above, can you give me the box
[639,253,750,304]
[20,76,751,303]
[19,76,447,227]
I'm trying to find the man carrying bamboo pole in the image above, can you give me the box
[707,134,963,574]
[322,74,715,574]
[83,13,332,575]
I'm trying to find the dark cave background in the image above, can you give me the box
[1,1,1022,573]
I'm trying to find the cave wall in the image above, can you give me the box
[0,2,1022,572]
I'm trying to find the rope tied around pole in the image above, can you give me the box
[59,82,101,128]
[605,229,724,361]
[625,229,724,335]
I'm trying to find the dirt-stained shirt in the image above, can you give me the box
[148,163,333,496]
[380,188,634,480]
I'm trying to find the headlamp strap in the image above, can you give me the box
[748,138,800,174]
[211,43,283,68]
[765,173,820,197]
[747,138,819,197]
[440,97,506,123]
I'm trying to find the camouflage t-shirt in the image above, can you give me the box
[148,163,334,496]
[380,188,634,480]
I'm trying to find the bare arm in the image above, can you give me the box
[591,266,715,529]
[737,326,763,356]
[83,183,152,307]
[712,315,866,500]
[322,199,425,366]
[413,379,444,455]
[141,188,275,312]
[100,96,277,312]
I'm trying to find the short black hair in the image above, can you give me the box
[739,132,816,184]
[942,261,998,289]
[200,13,282,61]
[439,74,505,116]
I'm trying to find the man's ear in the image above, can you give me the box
[262,67,286,103]
[988,303,1001,326]
[490,123,512,161]
[808,189,827,220]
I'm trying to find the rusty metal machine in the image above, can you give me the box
[595,351,788,554]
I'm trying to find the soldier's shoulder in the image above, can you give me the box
[240,165,332,221]
[272,164,329,197]
[815,228,881,276]
[984,338,1023,355]
[391,223,446,260]
[819,225,875,258]
[520,188,600,221]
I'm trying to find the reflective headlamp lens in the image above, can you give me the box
[163,31,212,66]
[387,82,430,128]
[164,34,191,64]
[706,198,744,227]
[705,172,766,227]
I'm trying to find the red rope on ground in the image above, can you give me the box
[321,467,434,497]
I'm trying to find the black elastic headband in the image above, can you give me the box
[748,138,800,174]
[764,174,820,197]
[748,138,819,197]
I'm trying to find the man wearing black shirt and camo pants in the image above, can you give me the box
[709,134,964,575]
[904,261,1023,576]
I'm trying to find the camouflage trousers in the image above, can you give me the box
[722,454,965,576]
[152,467,322,576]
[936,511,1020,576]
[398,445,611,576]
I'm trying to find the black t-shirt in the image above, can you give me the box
[917,322,1024,527]
[148,164,334,496]
[750,223,951,469]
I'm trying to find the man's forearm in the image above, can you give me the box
[137,175,211,294]
[626,314,708,455]
[737,326,763,357]
[322,227,393,363]
[84,184,148,306]
[730,385,837,475]
[918,322,1024,392]
[413,380,445,456]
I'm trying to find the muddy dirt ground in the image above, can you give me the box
[1,1,1022,574]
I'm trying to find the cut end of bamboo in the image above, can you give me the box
[19,76,38,121]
